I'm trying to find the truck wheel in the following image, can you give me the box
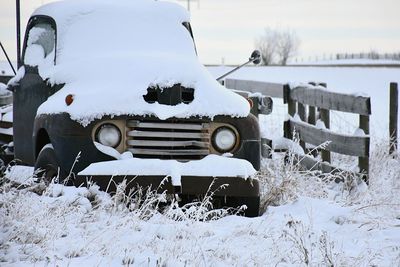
[34,144,66,185]
[227,196,260,217]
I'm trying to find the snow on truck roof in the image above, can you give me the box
[25,0,250,125]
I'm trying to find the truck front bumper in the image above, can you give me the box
[76,155,260,197]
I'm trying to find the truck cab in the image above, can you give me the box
[9,0,264,216]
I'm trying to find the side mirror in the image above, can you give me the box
[250,50,261,65]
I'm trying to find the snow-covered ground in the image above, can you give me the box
[1,145,399,266]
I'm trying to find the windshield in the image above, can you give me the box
[24,22,55,66]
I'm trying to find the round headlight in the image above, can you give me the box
[96,124,121,148]
[212,127,237,153]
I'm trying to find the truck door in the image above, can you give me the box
[13,16,57,165]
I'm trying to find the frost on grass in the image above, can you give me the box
[0,176,240,266]
[1,142,399,266]
[257,142,400,266]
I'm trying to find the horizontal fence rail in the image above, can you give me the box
[285,120,370,157]
[289,86,371,115]
[225,79,284,98]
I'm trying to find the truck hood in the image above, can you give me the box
[36,54,250,126]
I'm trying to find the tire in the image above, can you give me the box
[226,196,260,217]
[34,144,67,185]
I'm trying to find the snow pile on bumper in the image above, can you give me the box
[78,155,257,186]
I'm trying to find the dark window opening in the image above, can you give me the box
[143,84,195,105]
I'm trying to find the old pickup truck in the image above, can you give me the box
[4,0,272,217]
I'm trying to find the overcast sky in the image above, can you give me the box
[1,0,399,65]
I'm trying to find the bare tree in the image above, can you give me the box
[255,28,300,66]
[255,28,278,65]
[276,29,300,66]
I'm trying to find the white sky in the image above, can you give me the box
[1,0,400,65]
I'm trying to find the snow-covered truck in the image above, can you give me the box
[7,0,270,216]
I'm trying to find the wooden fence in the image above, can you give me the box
[283,83,371,182]
[225,79,400,183]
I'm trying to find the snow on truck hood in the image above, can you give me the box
[29,0,250,125]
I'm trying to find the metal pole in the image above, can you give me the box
[0,42,17,75]
[16,0,21,68]
[187,0,190,11]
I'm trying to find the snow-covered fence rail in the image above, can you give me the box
[225,78,372,181]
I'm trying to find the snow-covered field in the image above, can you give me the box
[0,66,399,266]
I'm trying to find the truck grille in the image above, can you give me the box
[126,120,211,160]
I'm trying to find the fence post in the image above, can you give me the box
[297,102,306,150]
[319,83,331,163]
[283,84,294,139]
[359,114,370,183]
[390,82,398,154]
[308,82,317,125]
[284,84,296,117]
[308,106,316,125]
[307,83,317,156]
